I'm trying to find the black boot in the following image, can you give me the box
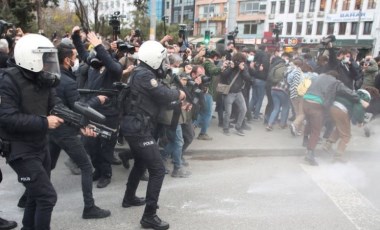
[118,151,131,169]
[122,196,146,208]
[0,217,17,230]
[304,150,318,166]
[140,206,169,230]
[82,205,111,219]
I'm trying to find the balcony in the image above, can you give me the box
[269,14,275,19]
[307,12,314,18]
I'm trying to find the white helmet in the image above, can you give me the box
[14,34,59,74]
[138,40,168,70]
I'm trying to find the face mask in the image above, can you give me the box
[172,67,181,75]
[285,60,289,65]
[342,57,350,64]
[247,55,254,62]
[71,58,80,72]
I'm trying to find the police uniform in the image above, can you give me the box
[0,66,59,230]
[120,64,180,219]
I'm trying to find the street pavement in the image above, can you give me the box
[1,111,380,230]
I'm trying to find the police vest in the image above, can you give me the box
[119,67,159,119]
[4,67,50,116]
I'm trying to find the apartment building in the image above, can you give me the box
[192,0,379,55]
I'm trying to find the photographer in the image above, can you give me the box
[361,57,379,88]
[71,26,123,188]
[326,43,362,90]
[221,52,251,136]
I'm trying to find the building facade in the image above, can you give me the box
[191,0,380,56]
[98,0,136,29]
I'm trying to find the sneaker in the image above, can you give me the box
[322,141,333,153]
[64,159,81,175]
[171,167,191,178]
[223,129,230,136]
[0,217,17,230]
[97,177,111,188]
[122,196,146,208]
[290,123,297,136]
[197,133,213,140]
[332,153,348,164]
[235,128,245,136]
[241,123,252,131]
[266,126,273,131]
[82,205,111,219]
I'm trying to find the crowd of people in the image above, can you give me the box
[1,25,380,230]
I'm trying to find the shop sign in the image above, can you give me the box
[325,11,374,22]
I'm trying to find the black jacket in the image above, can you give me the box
[72,33,123,116]
[220,66,251,94]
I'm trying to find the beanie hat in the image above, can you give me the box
[357,89,371,102]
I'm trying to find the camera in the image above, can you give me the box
[200,75,212,86]
[0,20,14,38]
[109,11,125,40]
[117,41,135,54]
[321,34,336,46]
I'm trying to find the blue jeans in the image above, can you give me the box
[163,125,184,169]
[268,89,290,126]
[194,92,213,135]
[250,79,266,118]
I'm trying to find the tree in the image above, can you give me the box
[0,0,35,32]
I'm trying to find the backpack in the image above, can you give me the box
[268,62,287,86]
[297,76,312,96]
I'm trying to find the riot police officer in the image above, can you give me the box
[120,40,186,230]
[0,34,64,230]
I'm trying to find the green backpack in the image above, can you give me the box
[268,62,287,86]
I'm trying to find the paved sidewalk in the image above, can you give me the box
[116,111,380,157]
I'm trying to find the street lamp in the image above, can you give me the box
[355,1,362,44]
[206,0,215,30]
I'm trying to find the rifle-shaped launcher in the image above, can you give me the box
[50,102,117,139]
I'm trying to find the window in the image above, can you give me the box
[363,21,372,34]
[271,1,276,14]
[269,23,274,32]
[351,22,358,35]
[342,0,350,10]
[309,0,316,12]
[316,21,323,35]
[288,0,295,13]
[166,1,170,9]
[299,0,305,12]
[367,0,376,9]
[279,1,285,13]
[354,0,361,9]
[306,22,312,35]
[240,1,260,14]
[244,23,258,34]
[320,0,326,11]
[339,22,347,35]
[286,22,292,35]
[327,22,334,34]
[331,0,338,12]
[296,22,302,35]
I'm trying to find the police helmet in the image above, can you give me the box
[138,40,168,70]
